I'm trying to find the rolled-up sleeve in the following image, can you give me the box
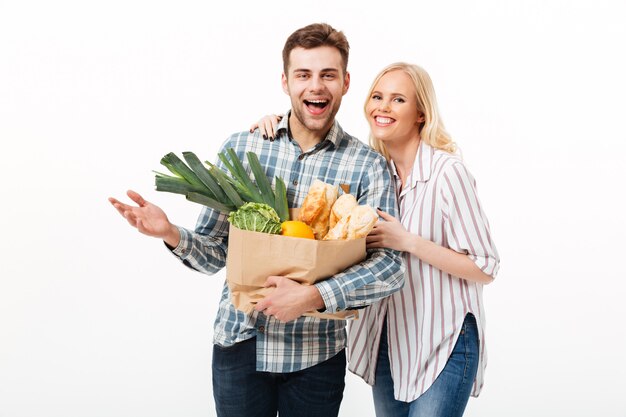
[170,208,229,275]
[441,162,500,278]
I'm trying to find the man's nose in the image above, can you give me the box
[309,75,323,91]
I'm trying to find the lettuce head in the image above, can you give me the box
[228,202,282,234]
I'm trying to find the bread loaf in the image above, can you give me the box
[329,193,358,229]
[324,203,378,241]
[346,205,378,239]
[298,180,338,240]
[323,214,349,240]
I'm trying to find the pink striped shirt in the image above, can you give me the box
[348,141,500,401]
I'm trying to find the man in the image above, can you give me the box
[109,23,405,417]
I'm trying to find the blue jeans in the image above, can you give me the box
[212,337,346,417]
[372,313,479,417]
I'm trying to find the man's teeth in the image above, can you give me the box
[376,117,393,124]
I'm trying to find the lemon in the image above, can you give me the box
[281,220,315,239]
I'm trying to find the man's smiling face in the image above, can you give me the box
[282,46,350,142]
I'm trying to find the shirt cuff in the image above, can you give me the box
[169,227,193,259]
[468,254,500,278]
[315,279,347,313]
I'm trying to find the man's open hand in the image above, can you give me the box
[108,190,180,247]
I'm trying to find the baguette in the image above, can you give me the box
[298,180,338,240]
[324,203,378,241]
[346,205,378,240]
[330,193,358,229]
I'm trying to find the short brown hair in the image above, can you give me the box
[282,23,350,75]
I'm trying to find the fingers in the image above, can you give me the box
[269,115,281,139]
[109,197,131,217]
[250,114,284,135]
[108,194,139,227]
[108,197,123,211]
[263,275,281,288]
[127,190,147,207]
[254,283,277,312]
[255,298,268,312]
[255,276,281,312]
[366,228,387,247]
[366,231,378,240]
[262,119,276,140]
[366,242,382,249]
[366,234,383,246]
[119,205,138,225]
[366,239,384,249]
[259,120,271,140]
[134,217,149,233]
[253,115,282,140]
[259,116,275,140]
[377,209,397,222]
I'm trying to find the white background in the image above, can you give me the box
[1,0,625,416]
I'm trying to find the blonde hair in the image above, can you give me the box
[365,62,456,160]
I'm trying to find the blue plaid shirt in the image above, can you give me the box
[171,114,405,372]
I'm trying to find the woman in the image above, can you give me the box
[253,63,500,417]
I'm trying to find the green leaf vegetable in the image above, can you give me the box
[227,202,282,234]
[154,149,290,231]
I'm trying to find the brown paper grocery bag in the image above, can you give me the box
[226,223,366,320]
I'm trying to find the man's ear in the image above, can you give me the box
[342,71,350,96]
[282,73,289,95]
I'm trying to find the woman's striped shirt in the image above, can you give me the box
[348,141,500,401]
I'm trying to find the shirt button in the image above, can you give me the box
[292,180,298,186]
[258,326,265,333]
[298,154,305,161]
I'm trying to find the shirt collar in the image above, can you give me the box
[390,140,434,190]
[277,110,344,150]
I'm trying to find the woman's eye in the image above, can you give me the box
[394,97,405,103]
[371,94,382,100]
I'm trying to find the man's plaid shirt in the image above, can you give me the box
[171,114,405,373]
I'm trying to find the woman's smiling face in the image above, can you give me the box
[366,69,424,146]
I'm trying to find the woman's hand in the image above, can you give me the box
[249,114,284,140]
[366,209,413,252]
[368,209,494,284]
